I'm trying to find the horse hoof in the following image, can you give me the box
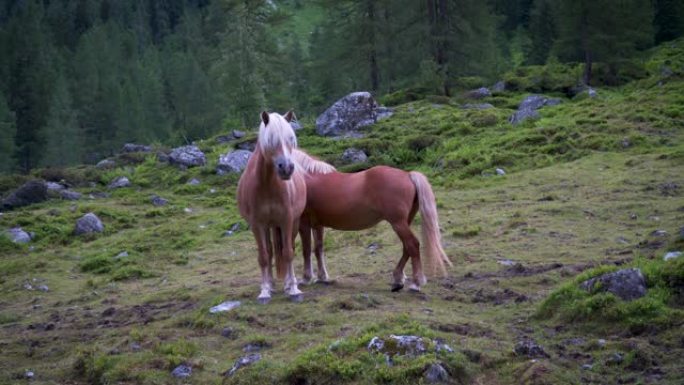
[289,293,304,303]
[257,297,271,305]
[391,283,404,292]
[408,284,421,292]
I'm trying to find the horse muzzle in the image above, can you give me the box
[275,157,295,180]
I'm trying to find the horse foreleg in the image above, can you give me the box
[252,226,273,304]
[300,221,314,284]
[313,226,330,283]
[281,221,303,302]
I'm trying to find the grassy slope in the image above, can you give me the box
[1,41,683,384]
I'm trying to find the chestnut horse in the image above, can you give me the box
[237,111,335,303]
[299,164,452,292]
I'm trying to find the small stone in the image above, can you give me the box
[581,364,593,370]
[434,338,454,353]
[108,176,131,189]
[606,352,624,365]
[597,339,607,347]
[171,364,192,378]
[232,130,245,139]
[514,339,549,358]
[37,285,49,292]
[496,168,506,176]
[184,208,193,214]
[209,188,216,194]
[115,251,129,259]
[122,143,152,153]
[101,307,116,317]
[366,242,380,254]
[226,353,261,376]
[74,213,104,235]
[664,251,682,261]
[209,301,241,314]
[60,190,82,201]
[650,230,668,237]
[130,342,142,352]
[46,182,65,191]
[221,327,236,339]
[341,148,368,164]
[630,213,637,220]
[25,370,34,379]
[6,227,31,243]
[497,259,516,266]
[151,195,168,206]
[96,159,116,169]
[492,81,506,92]
[424,363,449,383]
[465,87,491,99]
[187,178,201,186]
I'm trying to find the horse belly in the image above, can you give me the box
[310,205,382,230]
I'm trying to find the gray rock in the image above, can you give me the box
[37,284,49,292]
[60,190,82,201]
[209,301,241,314]
[46,182,65,191]
[2,180,48,210]
[171,364,192,378]
[424,363,449,383]
[236,139,257,152]
[6,227,31,243]
[496,168,506,176]
[390,335,427,356]
[376,106,394,121]
[74,213,104,235]
[514,339,549,358]
[664,251,682,261]
[315,91,381,137]
[509,108,540,125]
[216,135,234,144]
[226,353,261,376]
[233,129,246,138]
[434,338,454,353]
[581,364,594,370]
[651,229,668,237]
[156,151,170,163]
[25,370,34,379]
[580,268,647,301]
[115,251,129,259]
[169,145,206,167]
[368,337,385,352]
[221,327,236,339]
[492,81,506,92]
[151,195,168,206]
[341,148,368,164]
[217,150,252,175]
[466,87,491,99]
[96,159,116,169]
[108,176,131,189]
[462,103,494,110]
[606,352,624,365]
[122,143,152,153]
[660,66,674,78]
[187,178,201,186]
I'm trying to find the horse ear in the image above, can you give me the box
[261,111,270,126]
[284,110,295,123]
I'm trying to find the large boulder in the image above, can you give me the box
[341,148,368,164]
[121,143,152,153]
[74,213,104,235]
[96,159,116,169]
[217,150,252,175]
[169,145,206,167]
[509,94,562,125]
[580,268,647,301]
[2,180,48,210]
[316,92,388,137]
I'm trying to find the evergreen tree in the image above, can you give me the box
[0,91,17,173]
[654,0,684,43]
[554,0,654,85]
[527,0,556,65]
[41,74,82,167]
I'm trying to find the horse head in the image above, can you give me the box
[258,111,297,180]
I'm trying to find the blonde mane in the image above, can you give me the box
[292,149,336,175]
[258,112,297,155]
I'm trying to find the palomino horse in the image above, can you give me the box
[237,111,334,303]
[299,164,452,292]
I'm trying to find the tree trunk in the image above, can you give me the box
[367,0,379,91]
[580,9,592,85]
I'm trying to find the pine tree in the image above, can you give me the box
[40,74,82,167]
[554,0,654,85]
[527,0,556,65]
[0,91,17,173]
[654,0,684,43]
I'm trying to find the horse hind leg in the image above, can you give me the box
[391,221,424,292]
[313,226,331,283]
[300,221,314,284]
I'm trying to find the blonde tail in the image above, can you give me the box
[408,171,452,276]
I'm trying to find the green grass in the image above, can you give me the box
[1,40,684,385]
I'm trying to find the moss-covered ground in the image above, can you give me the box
[1,40,683,384]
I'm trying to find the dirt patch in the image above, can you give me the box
[431,322,494,337]
[469,288,529,305]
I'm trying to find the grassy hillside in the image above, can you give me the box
[0,40,683,384]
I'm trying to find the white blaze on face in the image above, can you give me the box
[259,112,297,158]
